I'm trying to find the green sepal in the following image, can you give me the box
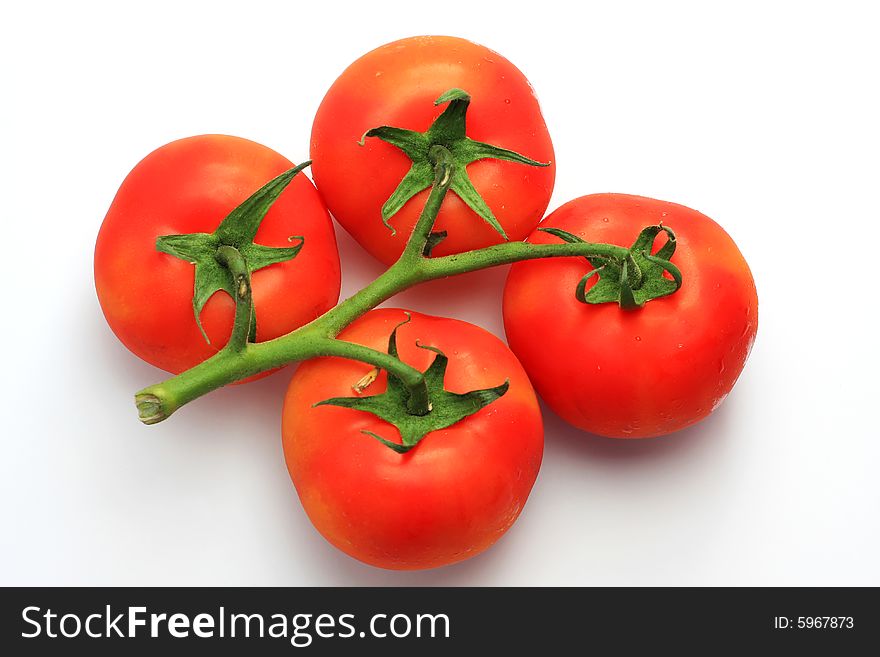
[314,317,509,453]
[360,88,550,240]
[155,163,310,343]
[539,224,683,309]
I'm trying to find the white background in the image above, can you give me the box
[2,1,878,586]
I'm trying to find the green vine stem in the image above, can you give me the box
[134,146,668,425]
[214,245,254,352]
[420,240,629,277]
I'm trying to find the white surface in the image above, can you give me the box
[1,1,878,586]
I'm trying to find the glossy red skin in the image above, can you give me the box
[282,309,544,570]
[503,194,758,439]
[95,135,341,375]
[310,35,556,266]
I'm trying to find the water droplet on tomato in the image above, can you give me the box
[635,336,642,342]
[504,98,511,104]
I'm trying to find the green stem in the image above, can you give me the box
[134,152,455,424]
[310,147,454,338]
[420,240,630,278]
[215,245,253,351]
[135,347,265,424]
[315,338,429,415]
[399,145,454,263]
[134,149,660,425]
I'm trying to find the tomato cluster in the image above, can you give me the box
[95,36,757,570]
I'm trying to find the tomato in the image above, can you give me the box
[310,35,556,265]
[95,134,340,375]
[282,309,544,570]
[503,194,758,438]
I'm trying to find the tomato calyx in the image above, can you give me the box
[314,315,509,454]
[154,162,311,343]
[540,225,683,309]
[359,88,550,239]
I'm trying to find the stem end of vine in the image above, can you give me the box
[135,392,170,425]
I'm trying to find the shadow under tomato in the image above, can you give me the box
[283,499,528,586]
[540,395,739,465]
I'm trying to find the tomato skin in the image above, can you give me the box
[310,35,556,265]
[282,309,544,570]
[94,135,341,376]
[503,194,758,439]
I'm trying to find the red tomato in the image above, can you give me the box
[282,309,544,570]
[503,194,758,438]
[95,134,340,375]
[310,35,556,265]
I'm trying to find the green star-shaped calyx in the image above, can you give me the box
[360,88,550,238]
[155,162,310,342]
[315,316,509,454]
[540,224,683,309]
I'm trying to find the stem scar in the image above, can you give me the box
[353,367,380,393]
